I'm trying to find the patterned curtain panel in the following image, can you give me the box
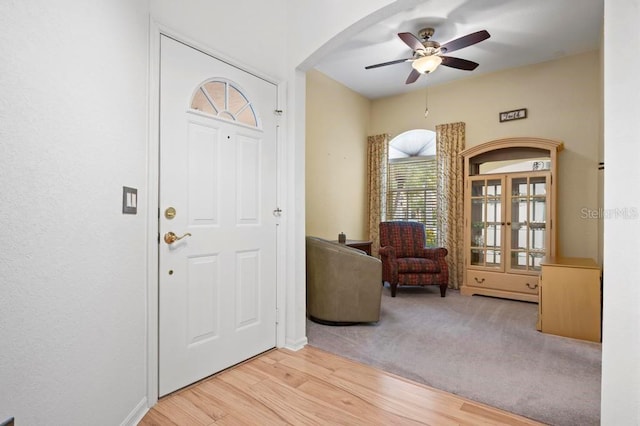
[435,122,465,289]
[367,134,389,257]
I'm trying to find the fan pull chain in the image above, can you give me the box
[424,86,429,118]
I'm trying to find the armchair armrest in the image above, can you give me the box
[378,245,397,284]
[415,247,448,259]
[378,245,396,259]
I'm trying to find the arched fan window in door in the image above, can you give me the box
[190,79,259,128]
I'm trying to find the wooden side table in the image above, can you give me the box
[333,239,373,256]
[537,256,602,342]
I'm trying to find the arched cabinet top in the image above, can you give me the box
[461,137,563,177]
[461,137,564,159]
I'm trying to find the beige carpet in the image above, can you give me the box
[306,287,601,425]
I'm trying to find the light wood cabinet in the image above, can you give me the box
[537,257,602,342]
[461,138,563,302]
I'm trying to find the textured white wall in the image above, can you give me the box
[0,1,149,425]
[151,0,288,80]
[601,0,640,423]
[286,0,398,69]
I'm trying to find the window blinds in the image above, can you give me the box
[386,157,438,246]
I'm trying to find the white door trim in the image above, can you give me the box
[146,20,291,407]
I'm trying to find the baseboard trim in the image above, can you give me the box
[284,336,308,351]
[120,397,148,426]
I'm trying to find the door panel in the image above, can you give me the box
[187,121,220,225]
[236,134,261,223]
[186,254,219,345]
[235,250,260,328]
[505,172,550,273]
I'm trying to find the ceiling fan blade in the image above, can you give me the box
[365,58,413,70]
[405,69,421,84]
[440,56,480,71]
[398,32,424,51]
[440,30,490,54]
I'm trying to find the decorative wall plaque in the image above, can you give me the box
[499,108,527,122]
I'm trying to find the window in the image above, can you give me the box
[386,129,437,246]
[190,79,259,128]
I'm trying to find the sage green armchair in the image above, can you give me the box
[306,236,383,325]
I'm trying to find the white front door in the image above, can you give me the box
[158,35,278,396]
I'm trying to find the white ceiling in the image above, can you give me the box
[314,0,604,99]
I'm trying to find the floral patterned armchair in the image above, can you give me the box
[379,221,449,297]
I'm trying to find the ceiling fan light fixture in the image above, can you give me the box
[412,55,442,74]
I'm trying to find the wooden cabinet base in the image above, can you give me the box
[462,269,539,303]
[460,285,539,303]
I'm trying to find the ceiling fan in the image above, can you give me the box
[365,27,490,84]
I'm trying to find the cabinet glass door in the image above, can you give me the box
[469,177,504,270]
[507,173,549,272]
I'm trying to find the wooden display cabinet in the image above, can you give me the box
[461,138,563,302]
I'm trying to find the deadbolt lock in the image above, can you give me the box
[165,207,176,219]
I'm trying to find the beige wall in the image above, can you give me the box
[370,51,602,260]
[305,69,371,240]
[306,51,602,260]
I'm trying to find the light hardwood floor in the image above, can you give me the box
[139,346,542,425]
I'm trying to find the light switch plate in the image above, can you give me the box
[122,186,137,214]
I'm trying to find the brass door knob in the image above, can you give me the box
[164,231,192,244]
